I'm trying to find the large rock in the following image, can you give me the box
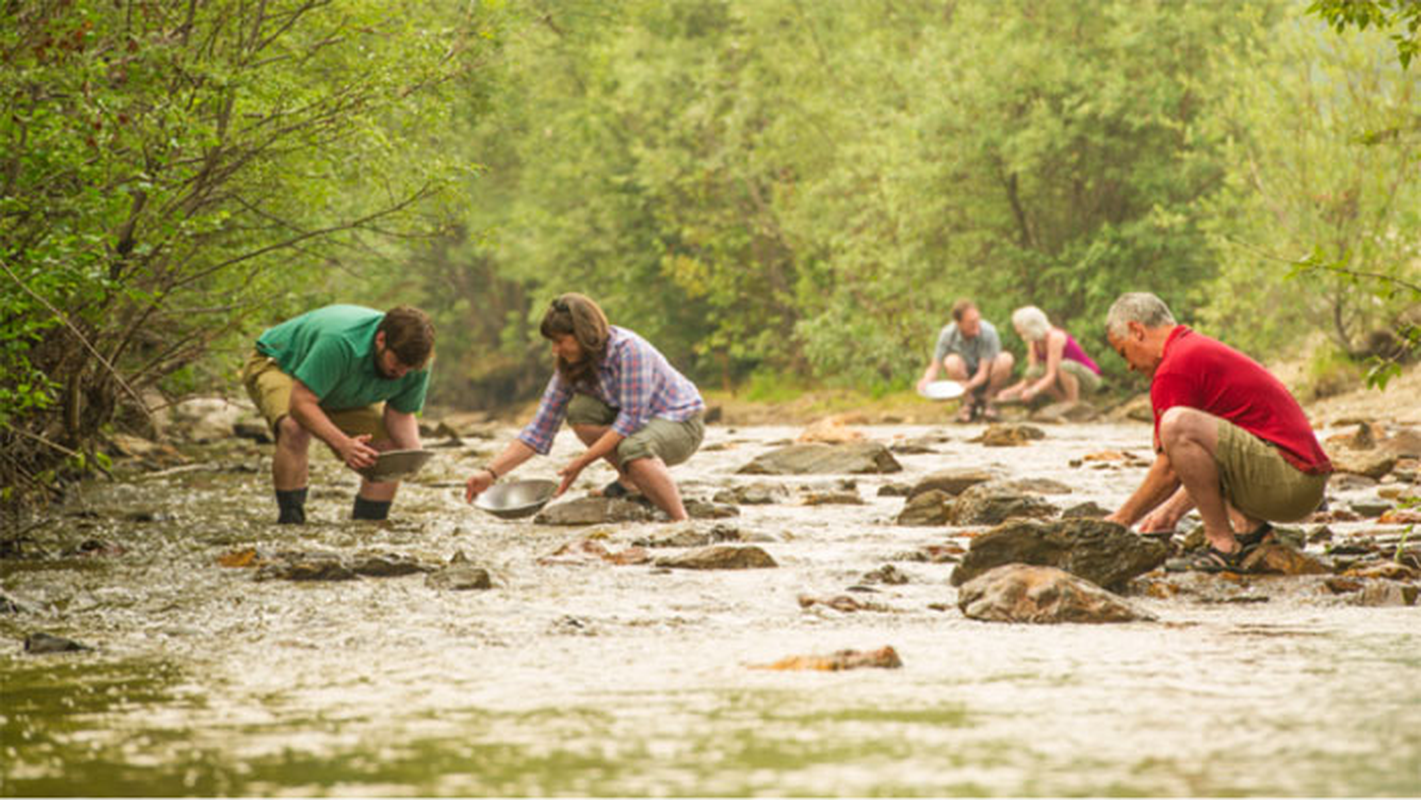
[897,490,952,526]
[947,481,1060,526]
[907,468,996,500]
[957,564,1155,624]
[736,442,902,475]
[534,497,655,525]
[654,545,777,570]
[950,518,1170,591]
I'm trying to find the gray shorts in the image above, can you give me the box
[566,394,704,468]
[1025,359,1102,394]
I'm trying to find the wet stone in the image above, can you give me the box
[951,518,1169,592]
[539,538,650,566]
[1355,582,1419,607]
[654,545,777,570]
[860,564,910,585]
[999,477,1075,495]
[1029,400,1101,424]
[425,559,493,591]
[683,498,740,519]
[877,483,912,497]
[1239,543,1331,576]
[890,437,941,455]
[632,528,713,548]
[713,482,789,505]
[947,481,1060,526]
[1061,501,1112,519]
[752,646,902,671]
[533,497,655,526]
[971,424,1047,447]
[897,490,952,526]
[800,490,864,506]
[1328,448,1398,480]
[1349,500,1393,518]
[907,468,997,500]
[958,564,1155,624]
[736,442,903,476]
[24,632,92,654]
[797,594,893,613]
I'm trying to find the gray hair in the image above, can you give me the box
[1106,292,1177,338]
[1011,305,1051,341]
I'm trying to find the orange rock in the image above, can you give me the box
[752,646,903,671]
[218,548,258,568]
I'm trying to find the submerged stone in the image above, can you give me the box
[957,564,1154,624]
[907,469,996,499]
[971,424,1047,447]
[713,482,789,505]
[24,632,92,654]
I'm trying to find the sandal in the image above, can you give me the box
[955,402,976,423]
[1235,522,1274,550]
[1165,544,1247,573]
[980,404,1000,422]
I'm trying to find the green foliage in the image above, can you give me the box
[1,0,501,507]
[1309,0,1421,68]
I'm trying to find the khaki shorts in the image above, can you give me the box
[241,350,389,443]
[565,393,704,468]
[1215,418,1328,522]
[1025,360,1102,394]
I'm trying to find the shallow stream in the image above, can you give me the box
[3,421,1419,796]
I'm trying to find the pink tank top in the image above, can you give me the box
[1033,331,1101,375]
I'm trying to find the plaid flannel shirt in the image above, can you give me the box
[517,326,704,455]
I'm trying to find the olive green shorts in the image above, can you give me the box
[1025,360,1102,394]
[242,350,389,443]
[565,393,704,468]
[1215,418,1328,522]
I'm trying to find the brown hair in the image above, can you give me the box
[950,299,977,323]
[540,293,610,384]
[377,306,435,369]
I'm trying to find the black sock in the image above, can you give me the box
[276,488,308,525]
[352,496,392,521]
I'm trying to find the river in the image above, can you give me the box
[3,421,1418,796]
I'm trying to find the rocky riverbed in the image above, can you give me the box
[2,404,1418,795]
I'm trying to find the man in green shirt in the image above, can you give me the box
[241,305,435,523]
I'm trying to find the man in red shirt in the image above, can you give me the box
[1102,293,1332,571]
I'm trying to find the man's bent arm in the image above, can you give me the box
[1105,453,1181,529]
[289,380,377,468]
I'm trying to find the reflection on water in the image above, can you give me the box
[2,423,1419,796]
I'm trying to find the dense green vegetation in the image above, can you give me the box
[3,0,1418,511]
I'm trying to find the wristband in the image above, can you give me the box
[482,465,499,481]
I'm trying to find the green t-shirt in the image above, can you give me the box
[255,305,429,413]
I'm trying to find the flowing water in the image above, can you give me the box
[3,421,1419,796]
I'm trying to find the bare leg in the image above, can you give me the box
[571,424,628,483]
[623,456,688,521]
[1057,368,1080,403]
[1158,407,1238,553]
[273,416,312,491]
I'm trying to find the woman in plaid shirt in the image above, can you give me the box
[464,294,706,521]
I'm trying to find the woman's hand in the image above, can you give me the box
[555,459,586,497]
[464,469,496,503]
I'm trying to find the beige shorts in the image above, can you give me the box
[565,393,704,468]
[1215,418,1328,522]
[1025,360,1102,394]
[242,350,389,443]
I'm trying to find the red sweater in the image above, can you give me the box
[1151,327,1332,475]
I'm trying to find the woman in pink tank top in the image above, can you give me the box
[999,305,1103,403]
